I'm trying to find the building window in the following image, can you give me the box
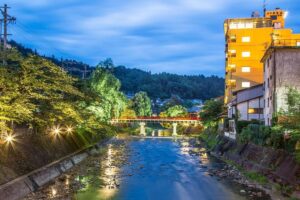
[241,66,251,72]
[227,79,236,88]
[242,82,250,88]
[242,51,251,57]
[227,64,236,72]
[242,36,250,42]
[229,49,236,57]
[229,22,253,29]
[248,108,263,114]
[229,35,236,42]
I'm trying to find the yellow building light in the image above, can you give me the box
[248,108,255,114]
[224,8,300,104]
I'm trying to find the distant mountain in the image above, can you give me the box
[10,41,224,100]
[112,66,224,100]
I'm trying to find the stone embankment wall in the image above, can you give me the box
[0,125,111,200]
[0,138,109,200]
[213,136,300,187]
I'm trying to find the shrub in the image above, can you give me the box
[238,124,271,145]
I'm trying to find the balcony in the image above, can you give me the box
[272,39,300,47]
[226,79,236,88]
[226,65,236,73]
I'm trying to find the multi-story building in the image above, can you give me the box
[224,8,300,104]
[262,46,300,126]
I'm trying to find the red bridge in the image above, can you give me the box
[111,116,201,136]
[111,116,200,124]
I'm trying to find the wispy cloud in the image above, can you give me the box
[7,0,300,76]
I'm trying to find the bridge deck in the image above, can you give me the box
[111,117,200,124]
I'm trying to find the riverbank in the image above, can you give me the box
[0,125,116,199]
[23,135,272,200]
[199,133,300,199]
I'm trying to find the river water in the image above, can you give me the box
[25,136,249,200]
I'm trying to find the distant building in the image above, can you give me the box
[224,8,300,104]
[261,46,300,126]
[228,84,264,121]
[188,106,202,118]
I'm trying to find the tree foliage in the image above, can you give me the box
[160,105,188,118]
[131,92,152,117]
[0,49,83,131]
[86,66,126,122]
[0,50,126,138]
[199,99,224,125]
[113,66,224,100]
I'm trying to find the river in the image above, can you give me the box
[24,136,255,200]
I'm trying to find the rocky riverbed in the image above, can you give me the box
[24,136,272,200]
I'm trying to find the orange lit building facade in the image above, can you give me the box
[224,8,300,104]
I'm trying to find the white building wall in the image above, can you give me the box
[237,102,248,120]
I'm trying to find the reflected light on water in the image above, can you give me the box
[200,152,209,164]
[65,177,69,186]
[100,144,118,198]
[51,187,57,197]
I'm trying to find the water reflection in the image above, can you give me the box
[24,138,248,200]
[75,143,121,200]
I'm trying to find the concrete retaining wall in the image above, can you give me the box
[0,139,110,200]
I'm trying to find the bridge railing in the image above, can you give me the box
[113,116,200,121]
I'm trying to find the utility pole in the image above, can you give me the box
[0,4,16,65]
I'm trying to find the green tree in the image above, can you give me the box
[199,99,224,125]
[160,105,188,117]
[86,66,126,122]
[0,49,83,132]
[131,92,152,116]
[277,87,300,130]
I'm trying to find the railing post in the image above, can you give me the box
[139,122,146,136]
[172,122,177,137]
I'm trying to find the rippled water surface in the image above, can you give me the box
[25,137,247,200]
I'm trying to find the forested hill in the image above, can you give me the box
[113,66,224,100]
[11,41,224,100]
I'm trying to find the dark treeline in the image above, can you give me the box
[113,66,224,100]
[11,41,224,100]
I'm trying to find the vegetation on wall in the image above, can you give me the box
[236,88,300,162]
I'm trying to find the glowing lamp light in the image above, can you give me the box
[66,126,73,134]
[4,134,15,144]
[52,126,61,135]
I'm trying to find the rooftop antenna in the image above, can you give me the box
[263,0,268,17]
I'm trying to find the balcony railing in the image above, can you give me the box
[272,39,300,47]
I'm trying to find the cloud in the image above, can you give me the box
[7,0,300,76]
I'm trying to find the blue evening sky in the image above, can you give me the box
[4,0,300,76]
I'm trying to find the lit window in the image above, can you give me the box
[242,82,250,88]
[229,35,236,42]
[248,108,255,114]
[248,108,263,114]
[242,51,251,57]
[227,64,236,72]
[229,49,236,57]
[245,22,254,28]
[242,36,250,42]
[241,66,251,72]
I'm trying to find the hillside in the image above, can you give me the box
[11,41,224,100]
[113,66,224,100]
